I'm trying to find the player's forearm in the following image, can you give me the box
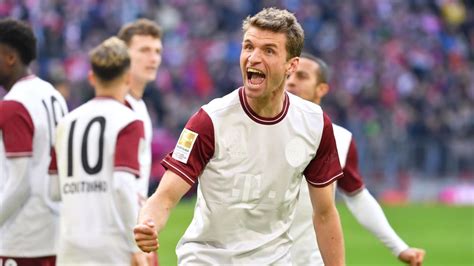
[138,187,176,233]
[138,170,191,233]
[313,205,345,266]
[342,188,409,256]
[0,158,31,225]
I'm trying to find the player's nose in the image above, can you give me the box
[248,50,262,64]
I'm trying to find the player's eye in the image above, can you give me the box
[297,72,307,79]
[140,47,151,53]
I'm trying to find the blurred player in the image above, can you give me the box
[0,18,68,265]
[118,18,163,266]
[118,18,162,199]
[134,8,345,265]
[54,37,147,265]
[287,53,426,266]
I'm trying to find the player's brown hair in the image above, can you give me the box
[242,8,304,60]
[89,37,130,82]
[117,18,162,46]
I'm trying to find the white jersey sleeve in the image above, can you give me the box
[113,171,141,253]
[0,157,30,226]
[342,189,409,256]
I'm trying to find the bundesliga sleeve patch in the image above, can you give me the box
[172,128,198,164]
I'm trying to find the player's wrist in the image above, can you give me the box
[393,243,410,257]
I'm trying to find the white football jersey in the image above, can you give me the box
[125,94,152,198]
[0,75,68,257]
[55,98,144,265]
[290,124,363,265]
[161,88,342,264]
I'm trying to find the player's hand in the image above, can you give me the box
[131,251,149,266]
[398,247,426,266]
[134,219,159,253]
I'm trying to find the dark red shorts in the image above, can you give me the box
[0,256,55,266]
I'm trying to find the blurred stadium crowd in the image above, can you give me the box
[1,0,473,192]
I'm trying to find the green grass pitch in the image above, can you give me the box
[156,199,473,265]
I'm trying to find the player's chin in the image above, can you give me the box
[142,72,157,81]
[244,83,266,97]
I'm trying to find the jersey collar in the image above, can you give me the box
[239,87,289,125]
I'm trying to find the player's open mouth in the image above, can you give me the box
[247,67,266,85]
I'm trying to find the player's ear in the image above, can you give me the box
[286,56,299,77]
[316,83,330,99]
[3,48,17,67]
[87,70,96,88]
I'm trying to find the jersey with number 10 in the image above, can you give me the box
[0,75,67,257]
[55,98,144,264]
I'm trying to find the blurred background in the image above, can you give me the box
[2,0,473,203]
[1,0,473,264]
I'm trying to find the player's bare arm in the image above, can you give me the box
[134,170,191,253]
[309,184,345,266]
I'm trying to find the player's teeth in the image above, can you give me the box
[248,68,263,75]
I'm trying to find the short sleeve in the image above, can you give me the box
[114,120,145,177]
[0,100,34,157]
[337,138,365,194]
[161,108,215,186]
[304,113,343,187]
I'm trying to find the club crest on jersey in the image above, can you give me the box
[172,128,198,164]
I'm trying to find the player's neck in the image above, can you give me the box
[246,88,286,118]
[4,67,30,91]
[128,78,146,100]
[95,85,127,103]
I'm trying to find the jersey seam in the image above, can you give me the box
[307,172,343,187]
[162,160,196,185]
